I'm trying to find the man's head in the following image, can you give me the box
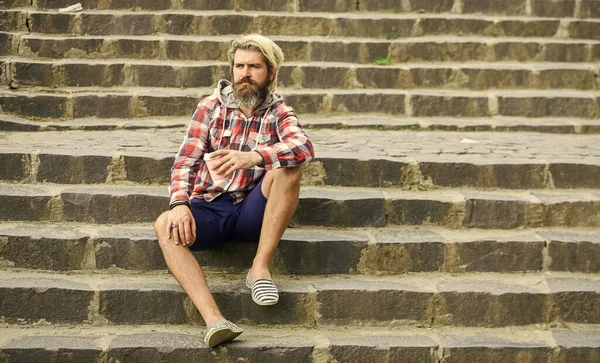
[227,34,284,109]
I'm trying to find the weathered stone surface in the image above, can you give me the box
[462,0,527,15]
[0,151,27,181]
[12,62,55,87]
[0,94,66,118]
[387,197,457,227]
[100,282,189,324]
[2,336,102,363]
[569,21,600,41]
[437,281,547,326]
[580,0,600,18]
[534,193,600,227]
[73,95,132,118]
[499,95,599,118]
[545,43,589,62]
[319,157,405,187]
[61,188,167,223]
[21,37,104,58]
[93,229,166,270]
[362,229,445,273]
[237,0,294,11]
[0,278,93,323]
[531,0,576,17]
[334,18,414,38]
[298,66,348,89]
[420,160,546,189]
[0,10,27,32]
[541,230,600,273]
[283,94,325,114]
[28,13,74,34]
[137,95,199,117]
[448,238,544,272]
[550,162,600,188]
[391,42,489,62]
[226,341,314,363]
[274,230,368,274]
[554,330,600,363]
[298,0,355,12]
[35,0,102,9]
[333,94,405,114]
[548,278,600,323]
[497,20,560,37]
[109,0,172,10]
[131,64,178,87]
[0,186,53,221]
[123,154,173,184]
[315,280,432,323]
[329,336,437,363]
[493,42,544,62]
[0,226,88,270]
[107,333,213,362]
[112,38,161,59]
[537,69,598,90]
[411,95,489,117]
[81,14,155,35]
[37,152,111,184]
[65,63,125,87]
[181,0,234,10]
[179,65,215,88]
[462,193,529,229]
[311,42,388,63]
[439,335,552,363]
[294,189,386,227]
[0,32,13,55]
[0,0,30,7]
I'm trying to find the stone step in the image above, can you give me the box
[3,113,600,135]
[1,128,600,189]
[2,88,600,119]
[0,222,599,274]
[0,183,599,229]
[2,325,600,363]
[6,0,596,19]
[6,58,599,91]
[5,10,598,41]
[1,269,599,327]
[1,325,600,363]
[4,32,600,64]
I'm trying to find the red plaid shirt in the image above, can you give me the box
[169,93,315,205]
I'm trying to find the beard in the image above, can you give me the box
[233,76,270,109]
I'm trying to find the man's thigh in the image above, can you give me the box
[230,179,267,242]
[189,196,236,251]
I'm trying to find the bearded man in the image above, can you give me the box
[153,34,315,348]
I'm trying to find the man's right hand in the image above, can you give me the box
[165,205,196,247]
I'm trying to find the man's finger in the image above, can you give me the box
[164,217,172,241]
[184,223,194,246]
[178,223,186,244]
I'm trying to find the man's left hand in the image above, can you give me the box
[210,150,263,176]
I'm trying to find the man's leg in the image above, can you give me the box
[250,166,302,281]
[154,212,225,327]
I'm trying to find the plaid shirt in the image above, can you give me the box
[169,93,314,205]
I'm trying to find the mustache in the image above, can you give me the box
[235,77,257,86]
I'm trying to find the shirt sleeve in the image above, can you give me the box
[256,104,315,170]
[168,102,211,205]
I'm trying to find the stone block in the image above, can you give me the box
[531,0,576,17]
[298,0,355,12]
[226,341,314,363]
[362,229,445,273]
[274,230,368,274]
[255,15,331,37]
[179,65,215,88]
[73,95,132,118]
[311,41,388,63]
[580,0,600,18]
[22,38,104,58]
[107,334,213,362]
[498,96,598,118]
[35,0,100,9]
[333,18,413,38]
[0,151,27,181]
[392,42,490,62]
[181,0,234,10]
[498,20,560,37]
[0,10,27,32]
[462,0,527,15]
[356,68,400,89]
[194,242,257,271]
[569,21,600,41]
[294,189,386,227]
[554,330,600,363]
[206,14,253,35]
[1,336,103,363]
[418,18,491,37]
[113,38,161,59]
[319,157,404,187]
[0,32,13,55]
[0,0,30,7]
[438,281,547,326]
[544,43,589,62]
[448,238,544,272]
[459,68,531,89]
[0,190,52,221]
[62,63,125,87]
[276,40,309,62]
[550,162,600,188]
[12,62,55,87]
[462,193,529,229]
[388,197,457,227]
[237,0,294,11]
[137,95,199,117]
[537,69,597,90]
[37,152,111,184]
[0,226,88,270]
[419,160,546,189]
[493,42,544,62]
[123,154,173,184]
[0,278,93,323]
[300,66,349,89]
[541,230,600,273]
[411,94,489,117]
[81,14,155,35]
[315,280,433,323]
[333,94,405,114]
[283,94,325,114]
[408,0,453,12]
[93,229,166,270]
[130,64,177,87]
[440,335,552,363]
[548,278,600,323]
[0,94,66,118]
[534,193,600,227]
[28,13,74,34]
[166,39,225,61]
[164,14,199,35]
[110,0,172,10]
[330,336,437,363]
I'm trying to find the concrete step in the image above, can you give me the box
[1,128,600,189]
[0,183,599,229]
[1,269,599,327]
[1,325,600,363]
[5,10,598,41]
[4,32,600,64]
[6,0,597,19]
[2,325,600,363]
[2,113,600,135]
[0,222,599,274]
[2,88,600,119]
[5,58,599,91]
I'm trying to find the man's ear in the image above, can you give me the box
[270,69,276,81]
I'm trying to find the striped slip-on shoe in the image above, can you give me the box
[245,270,279,306]
[204,320,243,348]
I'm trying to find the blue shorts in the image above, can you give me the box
[188,179,267,251]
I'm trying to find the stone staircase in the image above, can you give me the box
[1,0,600,362]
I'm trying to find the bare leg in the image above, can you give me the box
[154,212,224,327]
[250,166,302,281]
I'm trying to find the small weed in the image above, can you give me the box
[410,125,420,131]
[74,125,87,130]
[475,126,485,132]
[374,57,393,66]
[392,8,400,14]
[594,72,599,78]
[25,115,43,122]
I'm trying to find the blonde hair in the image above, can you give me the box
[227,34,284,92]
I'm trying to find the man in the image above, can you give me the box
[153,34,315,348]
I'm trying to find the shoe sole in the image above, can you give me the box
[205,328,243,348]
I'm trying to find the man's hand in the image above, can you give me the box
[210,150,263,176]
[165,205,196,247]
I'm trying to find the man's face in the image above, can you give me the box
[232,49,273,109]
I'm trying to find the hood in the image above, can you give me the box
[214,79,283,111]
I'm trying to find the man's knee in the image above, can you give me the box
[154,211,169,241]
[273,166,302,185]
